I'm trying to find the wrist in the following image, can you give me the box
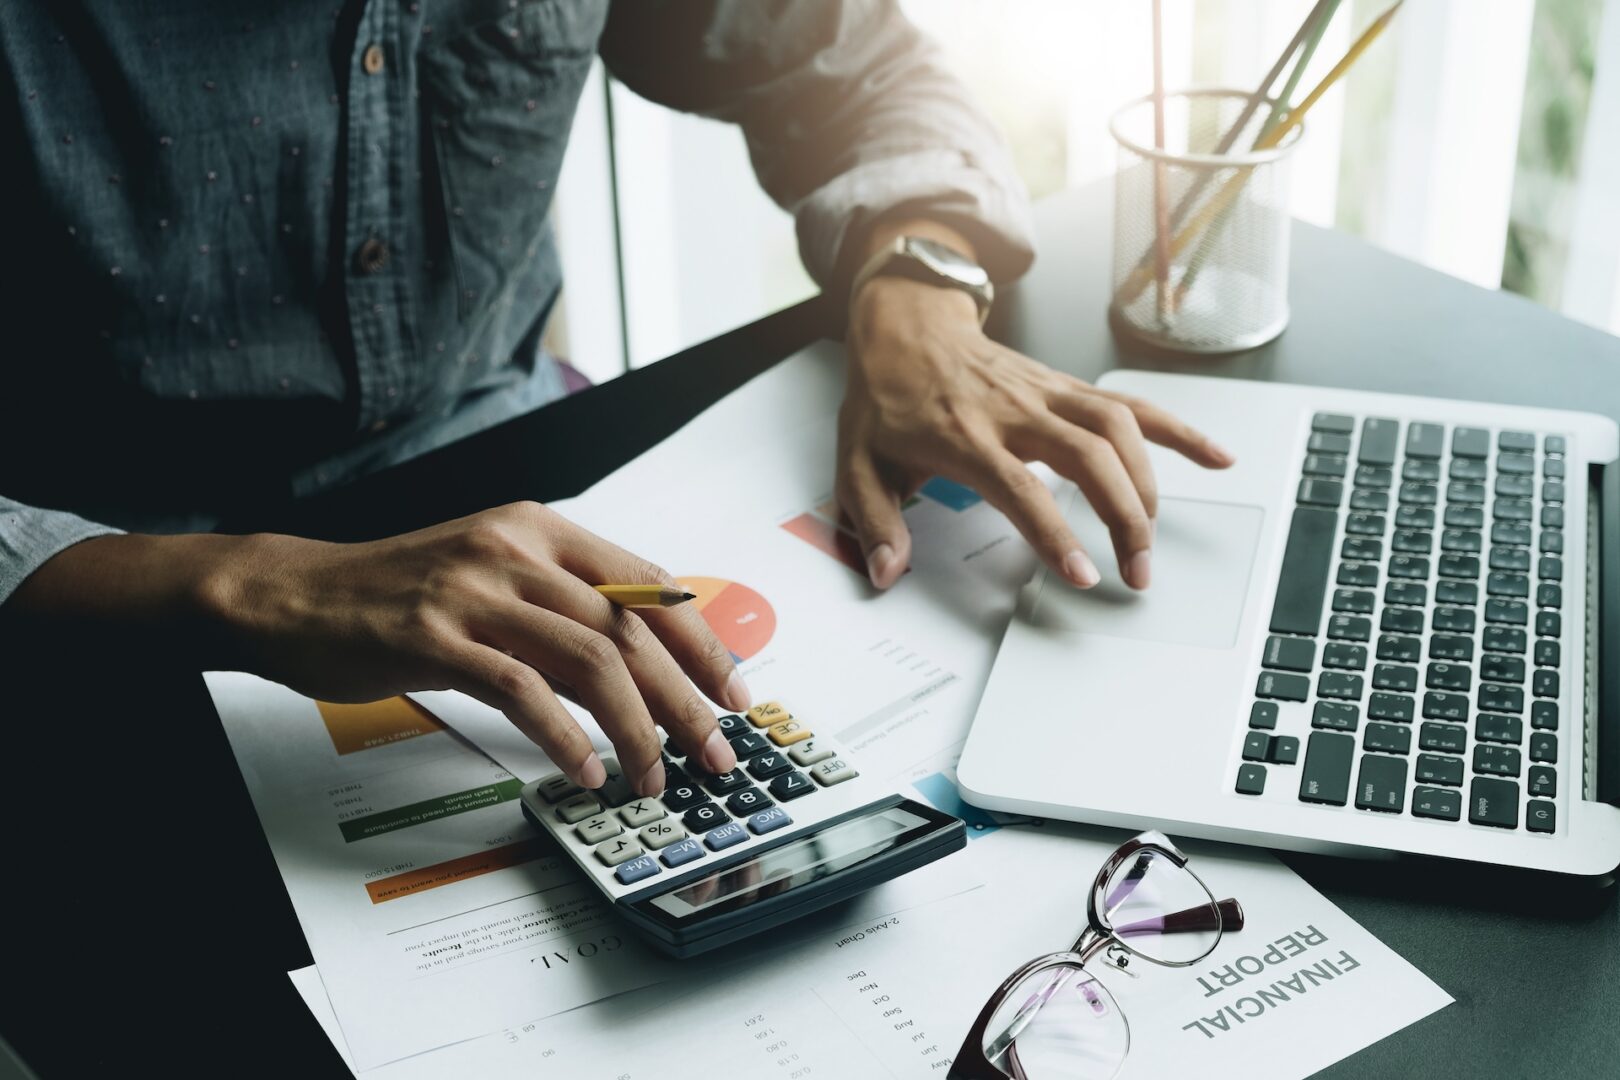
[850,274,983,356]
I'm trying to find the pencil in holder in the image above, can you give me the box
[1109,88,1303,354]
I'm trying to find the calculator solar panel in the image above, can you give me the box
[1237,414,1568,835]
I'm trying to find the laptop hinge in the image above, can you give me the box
[1594,460,1620,807]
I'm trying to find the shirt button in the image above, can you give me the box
[362,44,385,75]
[355,238,389,274]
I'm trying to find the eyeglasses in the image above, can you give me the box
[949,830,1245,1080]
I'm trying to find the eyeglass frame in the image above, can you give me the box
[948,830,1245,1080]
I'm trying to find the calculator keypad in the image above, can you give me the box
[535,703,865,888]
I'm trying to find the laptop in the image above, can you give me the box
[957,371,1620,875]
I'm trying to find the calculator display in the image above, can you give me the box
[644,806,929,920]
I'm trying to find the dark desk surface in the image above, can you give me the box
[5,183,1618,1077]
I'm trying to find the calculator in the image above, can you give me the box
[518,701,965,957]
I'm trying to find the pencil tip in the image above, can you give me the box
[680,591,696,601]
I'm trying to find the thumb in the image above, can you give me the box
[835,452,913,589]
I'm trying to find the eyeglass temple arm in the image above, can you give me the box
[1110,896,1245,940]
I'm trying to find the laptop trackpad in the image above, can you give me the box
[1027,494,1265,649]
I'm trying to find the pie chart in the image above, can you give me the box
[679,576,777,662]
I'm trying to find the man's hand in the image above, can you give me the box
[7,503,750,796]
[839,220,1234,591]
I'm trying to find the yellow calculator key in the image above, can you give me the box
[747,701,791,728]
[767,719,813,746]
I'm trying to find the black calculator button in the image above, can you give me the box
[682,803,727,832]
[661,783,708,812]
[702,769,752,796]
[716,714,750,740]
[746,752,794,780]
[729,731,772,758]
[770,771,818,801]
[726,787,772,815]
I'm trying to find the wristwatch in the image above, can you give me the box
[849,236,995,325]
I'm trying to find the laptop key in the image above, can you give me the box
[1432,606,1475,633]
[1402,459,1441,482]
[1452,427,1490,459]
[1485,599,1528,625]
[1299,731,1356,806]
[1334,588,1375,614]
[1442,529,1483,553]
[1533,640,1560,667]
[1527,800,1556,834]
[1535,611,1561,638]
[1355,754,1408,812]
[1479,683,1524,713]
[1256,672,1310,702]
[1262,635,1316,672]
[1544,457,1565,478]
[1313,701,1360,732]
[1483,626,1527,653]
[1318,672,1364,700]
[1490,547,1530,572]
[1298,478,1344,507]
[1388,556,1429,580]
[1368,692,1415,722]
[1448,457,1487,481]
[1355,465,1393,488]
[1544,434,1566,454]
[1537,583,1562,609]
[1481,654,1526,683]
[1496,452,1534,475]
[1491,522,1530,546]
[1543,481,1566,504]
[1243,732,1271,761]
[1541,530,1564,554]
[1444,505,1484,528]
[1498,431,1535,452]
[1268,736,1301,765]
[1392,529,1432,554]
[1350,489,1389,511]
[1469,777,1520,829]
[1540,556,1562,581]
[1426,663,1470,692]
[1314,412,1356,434]
[1405,422,1444,460]
[1416,754,1465,787]
[1380,607,1423,634]
[1423,692,1470,722]
[1373,663,1418,692]
[1436,580,1479,606]
[1419,722,1468,753]
[1413,786,1463,821]
[1339,562,1379,587]
[1235,763,1267,796]
[1529,733,1557,763]
[1269,506,1337,636]
[1323,643,1368,670]
[1494,499,1533,521]
[1310,431,1352,454]
[1342,536,1383,561]
[1250,702,1279,730]
[1532,670,1559,699]
[1359,418,1399,464]
[1364,722,1412,755]
[1384,581,1426,607]
[1428,634,1473,661]
[1377,634,1421,662]
[1528,765,1556,797]
[1346,512,1386,535]
[1327,615,1372,642]
[1446,482,1485,505]
[1304,454,1347,478]
[1396,506,1437,529]
[1541,505,1564,528]
[1398,482,1437,506]
[1474,745,1522,777]
[1487,572,1529,598]
[1438,554,1480,579]
[1531,701,1558,730]
[1476,714,1523,744]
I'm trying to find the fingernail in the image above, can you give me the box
[1128,549,1152,590]
[702,729,738,775]
[639,760,666,797]
[1062,550,1100,588]
[866,543,898,588]
[724,670,751,712]
[1210,441,1236,465]
[578,752,607,789]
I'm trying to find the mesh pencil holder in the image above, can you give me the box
[1108,88,1303,354]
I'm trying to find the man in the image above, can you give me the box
[0,1,1230,800]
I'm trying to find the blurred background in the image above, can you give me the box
[546,0,1620,383]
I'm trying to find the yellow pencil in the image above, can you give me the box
[1118,0,1403,306]
[595,584,697,608]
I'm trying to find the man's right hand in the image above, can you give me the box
[5,502,750,797]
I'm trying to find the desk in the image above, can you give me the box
[3,183,1616,1077]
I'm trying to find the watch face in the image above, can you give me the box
[906,237,991,288]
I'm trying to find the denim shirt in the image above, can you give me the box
[0,0,1033,603]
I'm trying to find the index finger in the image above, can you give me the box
[1093,387,1236,469]
[547,519,751,713]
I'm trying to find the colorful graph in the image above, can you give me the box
[680,576,777,662]
[780,478,985,574]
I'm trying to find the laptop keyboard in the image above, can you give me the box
[1235,413,1568,834]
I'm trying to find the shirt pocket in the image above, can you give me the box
[418,0,605,321]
